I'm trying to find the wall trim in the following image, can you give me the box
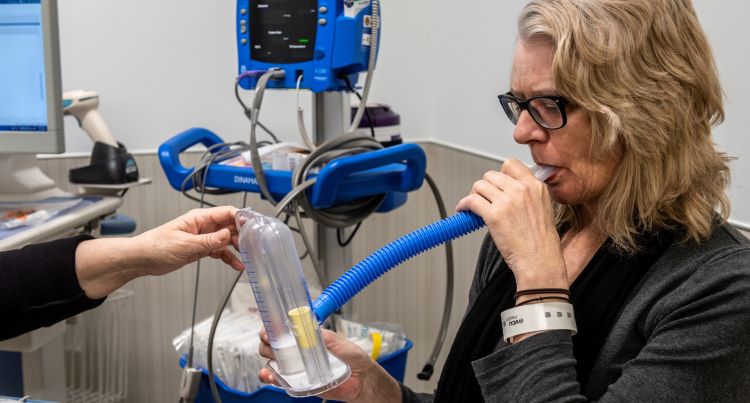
[35,139,750,233]
[39,139,510,162]
[411,138,506,163]
[38,149,161,159]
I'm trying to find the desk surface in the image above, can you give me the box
[0,196,122,251]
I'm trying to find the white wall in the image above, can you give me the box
[57,0,436,155]
[57,0,750,224]
[693,1,750,226]
[431,1,527,161]
[430,0,750,226]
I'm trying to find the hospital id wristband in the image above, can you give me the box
[500,302,577,343]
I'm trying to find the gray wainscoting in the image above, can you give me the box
[37,142,500,401]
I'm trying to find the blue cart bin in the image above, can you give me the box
[180,339,412,403]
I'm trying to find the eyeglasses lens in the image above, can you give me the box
[501,97,520,124]
[529,98,563,129]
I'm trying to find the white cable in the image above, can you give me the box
[296,74,316,151]
[296,74,303,109]
[249,69,286,205]
[348,0,380,134]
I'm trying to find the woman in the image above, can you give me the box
[260,0,750,401]
[1,206,243,340]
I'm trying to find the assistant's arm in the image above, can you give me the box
[0,206,243,341]
[74,206,243,299]
[0,235,102,340]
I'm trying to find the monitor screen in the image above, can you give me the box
[0,0,64,154]
[249,0,318,64]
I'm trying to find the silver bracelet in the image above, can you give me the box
[500,302,577,343]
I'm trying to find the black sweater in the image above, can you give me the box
[0,235,106,340]
[402,224,750,402]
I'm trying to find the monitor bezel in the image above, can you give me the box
[0,0,64,154]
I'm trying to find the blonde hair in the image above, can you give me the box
[518,0,731,252]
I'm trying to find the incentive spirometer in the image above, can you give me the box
[236,210,350,395]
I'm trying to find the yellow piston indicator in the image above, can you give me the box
[288,306,318,350]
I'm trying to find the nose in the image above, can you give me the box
[512,110,548,145]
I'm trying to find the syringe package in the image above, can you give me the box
[235,208,350,396]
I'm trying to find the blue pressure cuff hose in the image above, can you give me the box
[312,211,485,322]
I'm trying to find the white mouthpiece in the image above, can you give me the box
[531,165,555,182]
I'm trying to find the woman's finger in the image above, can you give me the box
[456,193,497,218]
[482,170,523,192]
[471,179,507,204]
[500,159,536,184]
[258,368,280,386]
[258,340,274,359]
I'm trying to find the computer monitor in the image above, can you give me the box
[0,0,66,200]
[0,0,64,154]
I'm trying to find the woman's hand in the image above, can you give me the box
[456,159,567,290]
[258,328,402,403]
[75,206,243,299]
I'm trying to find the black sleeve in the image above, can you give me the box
[0,235,107,340]
[400,383,433,403]
[400,233,496,403]
[470,248,750,402]
[468,233,500,306]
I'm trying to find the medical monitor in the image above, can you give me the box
[236,0,379,92]
[0,0,64,154]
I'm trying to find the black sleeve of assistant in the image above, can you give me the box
[0,235,107,340]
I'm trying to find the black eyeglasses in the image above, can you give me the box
[498,92,571,130]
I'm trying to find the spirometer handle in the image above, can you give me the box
[158,128,224,190]
[310,144,427,208]
[312,211,485,322]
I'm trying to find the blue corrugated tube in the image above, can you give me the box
[312,211,485,322]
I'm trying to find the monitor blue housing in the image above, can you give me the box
[236,0,379,92]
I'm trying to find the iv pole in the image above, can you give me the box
[313,91,355,318]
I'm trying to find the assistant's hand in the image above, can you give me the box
[130,206,243,276]
[456,159,567,290]
[75,206,243,299]
[258,328,401,403]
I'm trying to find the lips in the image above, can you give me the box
[532,164,555,181]
[544,169,559,183]
[534,163,559,183]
